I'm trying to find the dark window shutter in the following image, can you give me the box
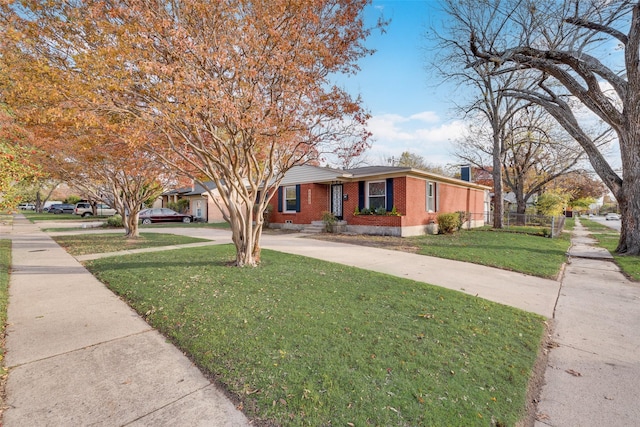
[358,181,365,210]
[277,186,283,212]
[295,184,301,212]
[386,178,394,211]
[435,183,440,212]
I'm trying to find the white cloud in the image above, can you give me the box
[367,114,414,141]
[365,112,466,165]
[409,111,440,123]
[414,120,466,143]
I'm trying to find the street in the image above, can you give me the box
[586,215,621,232]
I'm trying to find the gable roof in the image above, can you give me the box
[346,166,412,177]
[162,180,217,196]
[277,164,352,186]
[278,165,490,190]
[343,166,490,190]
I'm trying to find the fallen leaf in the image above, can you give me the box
[565,369,582,377]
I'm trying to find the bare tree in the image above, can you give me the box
[431,0,536,228]
[455,106,588,214]
[385,151,453,176]
[468,0,640,255]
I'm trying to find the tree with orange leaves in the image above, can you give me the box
[1,11,168,236]
[0,105,41,212]
[6,0,378,265]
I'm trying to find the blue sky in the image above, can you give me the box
[333,0,623,172]
[337,0,467,167]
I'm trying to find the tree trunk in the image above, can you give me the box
[230,202,261,267]
[617,129,640,255]
[124,212,140,239]
[492,131,504,229]
[515,184,526,225]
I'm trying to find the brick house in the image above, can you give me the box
[268,165,491,237]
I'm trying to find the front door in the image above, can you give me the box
[331,184,343,219]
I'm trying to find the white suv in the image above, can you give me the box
[74,202,117,217]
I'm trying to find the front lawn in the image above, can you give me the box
[54,233,210,256]
[85,244,545,426]
[408,229,570,279]
[23,212,91,221]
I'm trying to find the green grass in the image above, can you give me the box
[85,245,545,426]
[23,212,92,221]
[408,229,571,279]
[590,233,640,280]
[578,218,611,233]
[0,240,10,376]
[564,217,575,230]
[53,233,211,256]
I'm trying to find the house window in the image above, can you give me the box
[367,181,386,210]
[284,185,297,212]
[427,181,436,212]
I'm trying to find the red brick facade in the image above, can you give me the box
[268,172,488,236]
[269,183,329,225]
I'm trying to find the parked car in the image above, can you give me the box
[605,213,620,221]
[138,208,192,224]
[18,203,35,210]
[48,203,76,214]
[74,202,117,217]
[43,201,63,212]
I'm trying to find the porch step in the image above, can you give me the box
[302,221,325,233]
[301,220,347,234]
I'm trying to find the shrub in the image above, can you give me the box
[437,212,461,234]
[106,214,123,228]
[457,211,470,229]
[65,195,82,205]
[374,206,387,215]
[168,199,190,214]
[321,211,337,232]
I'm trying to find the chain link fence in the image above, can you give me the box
[450,211,567,238]
[480,212,566,238]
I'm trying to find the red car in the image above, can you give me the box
[138,208,192,224]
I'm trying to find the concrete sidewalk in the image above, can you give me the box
[534,218,640,427]
[1,217,250,426]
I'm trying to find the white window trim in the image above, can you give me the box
[366,180,386,209]
[283,185,297,213]
[426,181,436,212]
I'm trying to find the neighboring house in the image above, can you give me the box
[161,181,227,223]
[503,192,538,212]
[268,165,491,237]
